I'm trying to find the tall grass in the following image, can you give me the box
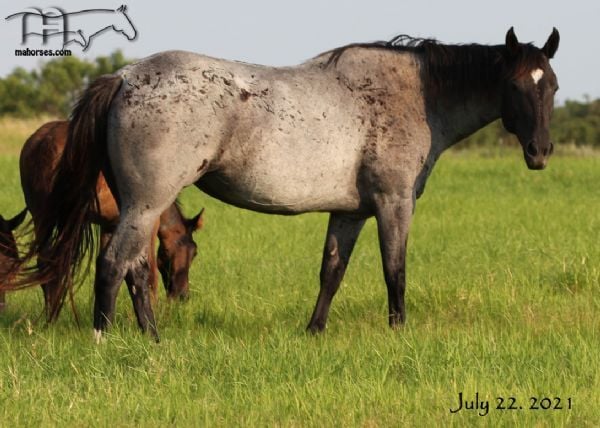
[0,118,598,426]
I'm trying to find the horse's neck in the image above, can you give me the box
[430,87,502,151]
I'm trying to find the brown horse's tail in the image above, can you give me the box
[7,74,123,318]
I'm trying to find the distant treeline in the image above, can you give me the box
[0,51,129,117]
[1,51,599,147]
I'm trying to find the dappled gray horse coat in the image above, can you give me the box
[20,28,560,340]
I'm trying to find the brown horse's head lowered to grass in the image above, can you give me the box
[12,28,559,340]
[0,209,27,310]
[157,205,204,300]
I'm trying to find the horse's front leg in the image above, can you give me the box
[375,195,414,328]
[307,214,365,333]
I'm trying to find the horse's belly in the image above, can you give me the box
[197,166,361,214]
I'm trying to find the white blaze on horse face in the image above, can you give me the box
[531,68,544,85]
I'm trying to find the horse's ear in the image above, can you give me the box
[6,209,27,231]
[187,208,204,232]
[542,27,560,59]
[505,27,520,57]
[117,5,127,12]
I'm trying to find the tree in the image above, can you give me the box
[0,50,131,117]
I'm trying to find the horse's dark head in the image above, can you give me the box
[500,27,560,170]
[157,208,204,300]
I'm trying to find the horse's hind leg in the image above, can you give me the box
[93,210,160,341]
[125,231,160,341]
[307,214,365,333]
[124,257,159,342]
[101,225,159,341]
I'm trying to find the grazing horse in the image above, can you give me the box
[18,28,560,341]
[19,121,203,321]
[0,210,27,311]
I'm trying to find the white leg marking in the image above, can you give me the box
[93,329,103,344]
[531,68,544,85]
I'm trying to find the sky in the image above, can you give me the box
[1,0,598,103]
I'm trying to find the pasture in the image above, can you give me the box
[0,118,599,426]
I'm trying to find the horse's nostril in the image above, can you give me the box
[541,143,554,157]
[526,142,538,157]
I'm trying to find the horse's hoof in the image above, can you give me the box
[388,314,406,329]
[306,322,326,335]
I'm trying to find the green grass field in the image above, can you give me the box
[0,120,599,426]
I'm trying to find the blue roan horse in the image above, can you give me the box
[14,27,560,341]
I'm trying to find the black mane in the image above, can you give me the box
[326,34,546,95]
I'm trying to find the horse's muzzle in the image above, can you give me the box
[524,141,553,170]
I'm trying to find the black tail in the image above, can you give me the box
[6,74,123,319]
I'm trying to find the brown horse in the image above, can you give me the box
[0,209,27,311]
[19,121,204,321]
